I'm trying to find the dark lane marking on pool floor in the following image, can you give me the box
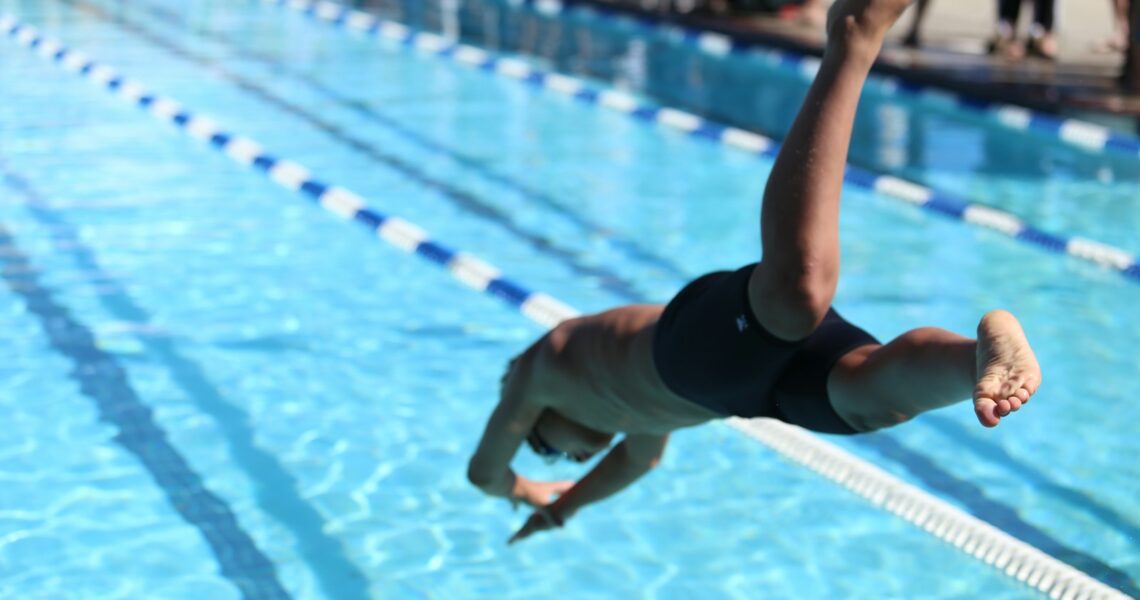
[0,162,370,600]
[0,220,291,600]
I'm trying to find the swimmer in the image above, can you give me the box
[468,0,1041,545]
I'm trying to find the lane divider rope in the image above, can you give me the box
[510,0,1140,159]
[265,0,1140,287]
[0,13,1128,599]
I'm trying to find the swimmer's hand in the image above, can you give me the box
[509,477,573,510]
[508,504,566,545]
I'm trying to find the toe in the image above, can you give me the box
[1006,396,1022,412]
[974,398,1001,428]
[995,398,1012,417]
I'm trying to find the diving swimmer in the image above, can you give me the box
[468,0,1042,544]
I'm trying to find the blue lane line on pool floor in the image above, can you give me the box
[0,196,291,600]
[0,162,371,599]
[2,11,1133,597]
[506,0,1140,160]
[266,0,1140,289]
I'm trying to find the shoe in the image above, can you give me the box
[987,27,1025,60]
[1026,25,1057,60]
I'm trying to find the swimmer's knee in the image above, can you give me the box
[828,344,913,433]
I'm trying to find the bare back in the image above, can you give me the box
[533,305,722,435]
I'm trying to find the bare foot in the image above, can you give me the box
[1091,31,1128,54]
[826,0,915,47]
[973,310,1041,428]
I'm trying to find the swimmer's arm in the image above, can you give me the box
[467,399,541,499]
[551,433,669,521]
[467,361,545,500]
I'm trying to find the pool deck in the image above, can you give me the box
[590,0,1140,133]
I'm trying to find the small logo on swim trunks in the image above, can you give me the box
[736,314,748,332]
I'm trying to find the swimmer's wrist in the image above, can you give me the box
[543,505,566,528]
[549,497,577,523]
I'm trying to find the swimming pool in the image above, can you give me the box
[0,0,1137,598]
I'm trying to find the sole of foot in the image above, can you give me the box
[973,310,1041,428]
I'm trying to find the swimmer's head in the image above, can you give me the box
[526,410,614,464]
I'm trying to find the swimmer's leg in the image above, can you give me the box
[828,310,1042,430]
[748,0,914,341]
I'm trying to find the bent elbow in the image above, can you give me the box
[626,450,664,472]
[466,461,493,490]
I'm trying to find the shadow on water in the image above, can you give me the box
[925,414,1140,552]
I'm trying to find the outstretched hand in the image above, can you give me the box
[508,505,565,545]
[506,477,574,545]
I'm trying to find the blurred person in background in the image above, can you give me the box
[1093,0,1131,53]
[902,0,931,47]
[1123,0,1140,89]
[990,0,1058,60]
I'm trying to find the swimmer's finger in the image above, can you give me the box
[507,527,528,545]
[507,523,531,545]
[508,514,543,545]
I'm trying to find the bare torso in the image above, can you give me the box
[533,304,723,435]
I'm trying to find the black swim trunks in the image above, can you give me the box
[652,264,879,435]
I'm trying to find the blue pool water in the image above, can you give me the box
[0,0,1137,598]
